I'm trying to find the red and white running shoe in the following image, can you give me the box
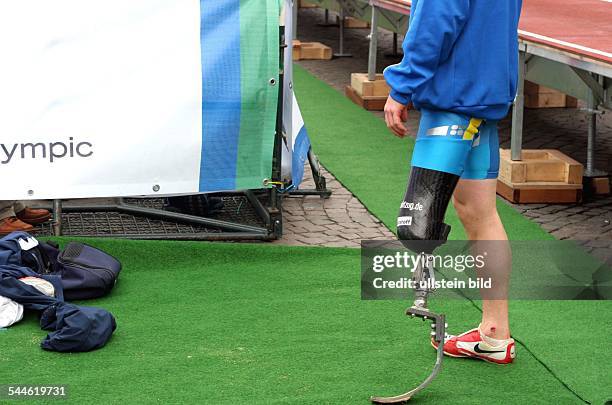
[431,327,515,364]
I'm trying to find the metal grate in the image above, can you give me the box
[34,195,267,238]
[123,196,265,226]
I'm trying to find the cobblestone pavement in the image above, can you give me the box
[274,166,396,247]
[286,7,612,246]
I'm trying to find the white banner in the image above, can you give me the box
[0,1,203,199]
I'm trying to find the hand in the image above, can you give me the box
[384,96,408,138]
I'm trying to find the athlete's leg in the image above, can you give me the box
[453,180,511,340]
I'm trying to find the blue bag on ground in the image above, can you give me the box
[0,233,121,300]
[57,242,122,300]
[40,302,117,352]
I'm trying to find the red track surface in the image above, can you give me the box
[373,0,612,65]
[519,0,612,64]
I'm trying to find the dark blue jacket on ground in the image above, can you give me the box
[0,235,116,352]
[384,0,523,120]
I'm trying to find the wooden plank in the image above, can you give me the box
[496,178,520,202]
[592,177,611,195]
[292,40,301,61]
[517,188,582,203]
[546,149,583,184]
[345,85,387,111]
[344,16,370,28]
[350,73,390,97]
[294,42,332,60]
[524,81,578,108]
[499,148,583,184]
[499,159,526,183]
[500,181,582,190]
[524,160,567,182]
[496,178,582,203]
[299,0,318,8]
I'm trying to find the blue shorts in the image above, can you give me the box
[411,109,500,180]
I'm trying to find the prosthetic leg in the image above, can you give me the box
[371,167,459,404]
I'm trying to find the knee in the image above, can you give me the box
[452,197,474,224]
[453,197,495,229]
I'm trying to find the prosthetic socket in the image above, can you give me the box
[397,167,460,308]
[397,167,460,255]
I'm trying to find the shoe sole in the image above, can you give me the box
[457,348,514,364]
[18,216,51,225]
[431,340,514,364]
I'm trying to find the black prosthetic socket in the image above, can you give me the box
[397,167,460,254]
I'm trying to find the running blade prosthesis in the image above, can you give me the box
[371,254,446,404]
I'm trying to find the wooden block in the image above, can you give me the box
[524,81,578,108]
[350,73,390,97]
[546,149,583,184]
[499,149,583,185]
[496,178,583,204]
[294,42,331,60]
[344,16,370,28]
[292,40,302,61]
[592,177,611,195]
[299,0,318,8]
[497,148,583,203]
[345,85,387,111]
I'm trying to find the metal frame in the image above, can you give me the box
[47,192,276,240]
[288,148,333,198]
[512,40,611,175]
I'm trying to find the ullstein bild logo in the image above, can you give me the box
[0,138,94,164]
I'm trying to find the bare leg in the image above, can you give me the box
[452,179,511,340]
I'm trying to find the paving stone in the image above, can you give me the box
[324,208,349,215]
[536,205,566,214]
[541,222,565,232]
[287,226,309,234]
[532,214,558,224]
[301,223,328,233]
[564,206,588,214]
[339,233,361,241]
[324,229,344,237]
[565,214,589,224]
[310,218,335,226]
[357,230,388,239]
[523,211,540,218]
[588,240,612,248]
[330,239,360,248]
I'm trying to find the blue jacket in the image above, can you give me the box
[384,0,523,120]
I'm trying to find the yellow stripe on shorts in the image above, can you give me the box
[463,118,483,140]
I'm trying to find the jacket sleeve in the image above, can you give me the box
[383,0,471,105]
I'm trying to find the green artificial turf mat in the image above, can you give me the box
[0,239,589,404]
[293,65,552,241]
[509,300,612,405]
